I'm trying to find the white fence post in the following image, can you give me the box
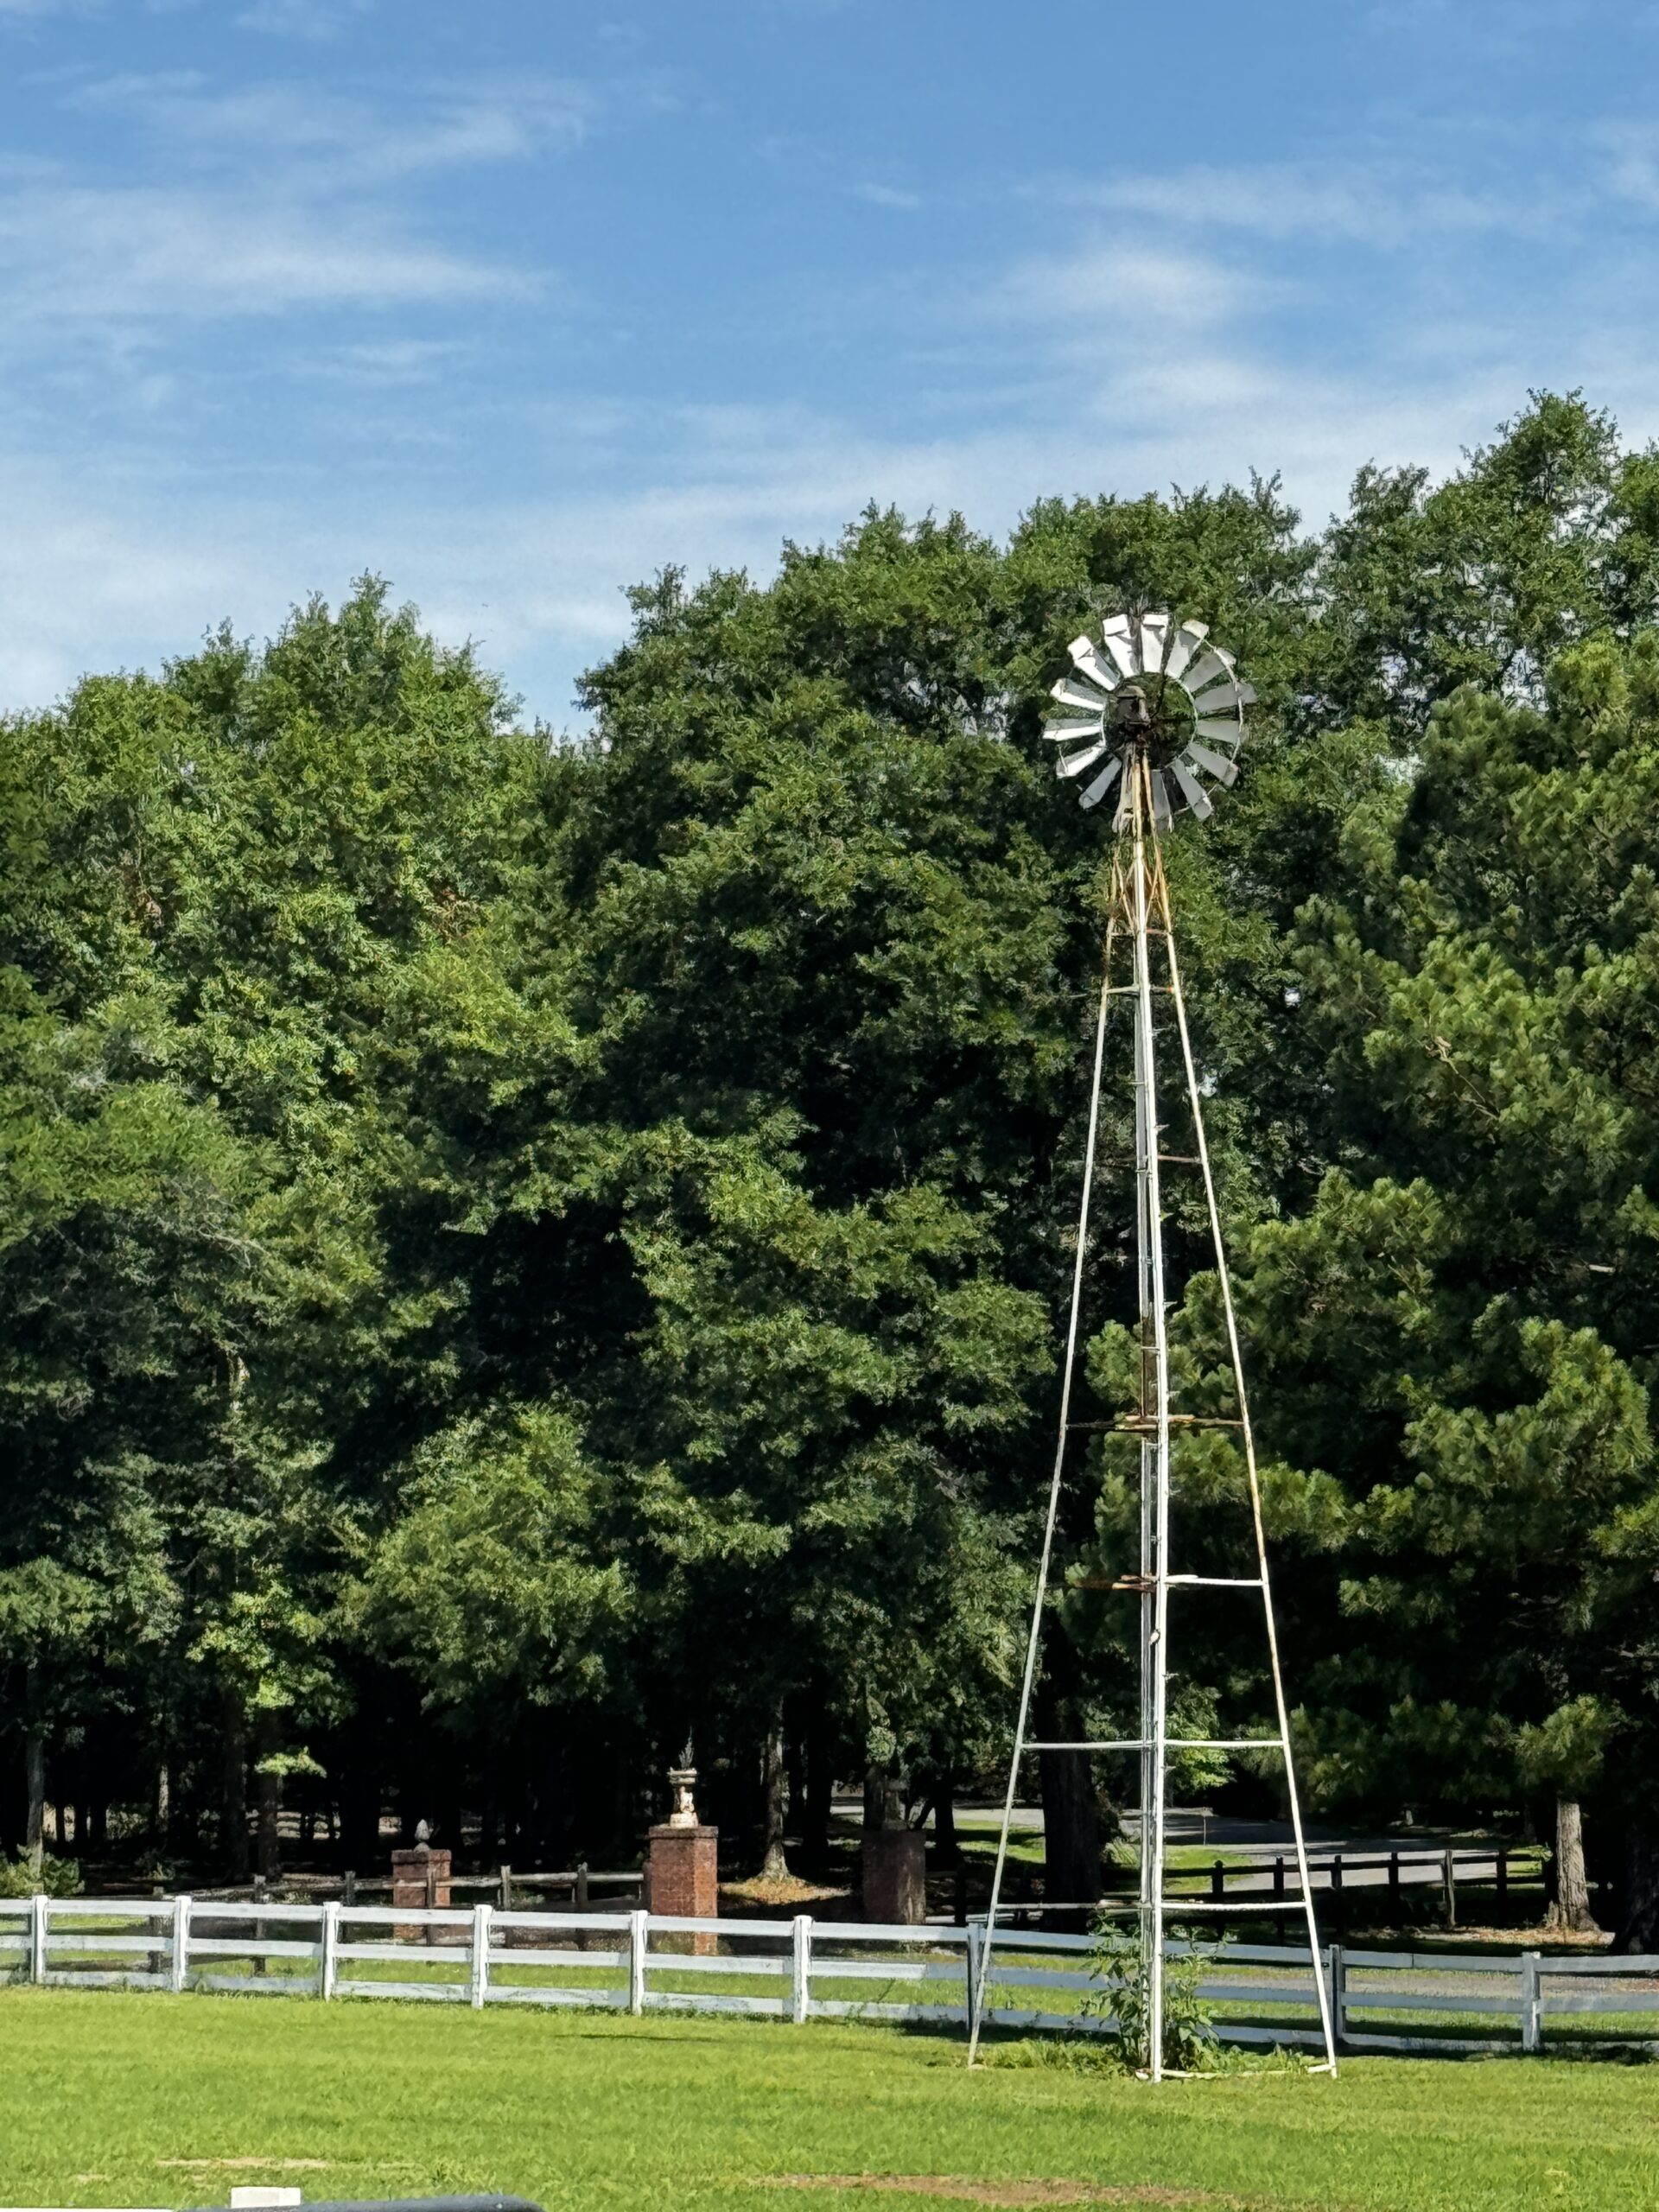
[628,1908,649,2016]
[29,1893,48,1984]
[1326,1943,1345,2046]
[1521,1950,1541,2053]
[321,1901,340,2001]
[471,1903,493,2010]
[791,1914,811,2025]
[170,1895,192,1994]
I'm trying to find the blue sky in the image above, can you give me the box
[4,0,1659,723]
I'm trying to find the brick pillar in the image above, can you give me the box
[391,1846,451,1940]
[862,1829,925,1925]
[648,1822,718,1955]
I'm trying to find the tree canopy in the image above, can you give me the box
[4,391,1658,1939]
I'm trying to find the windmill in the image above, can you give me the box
[966,613,1337,2079]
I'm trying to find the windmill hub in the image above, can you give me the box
[1112,683,1153,732]
[1113,677,1197,767]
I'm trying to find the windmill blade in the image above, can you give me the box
[1139,613,1171,672]
[1163,620,1210,682]
[1068,636,1122,692]
[1078,754,1123,810]
[1056,737,1112,779]
[1168,753,1214,820]
[1101,614,1140,678]
[1149,769,1173,828]
[1183,646,1237,696]
[1050,677,1110,712]
[1194,715,1249,745]
[1191,678,1256,715]
[1185,739,1239,786]
[1043,715,1105,742]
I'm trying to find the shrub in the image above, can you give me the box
[1082,1916,1221,2074]
[0,1851,86,1898]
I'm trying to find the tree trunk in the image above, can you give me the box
[1034,1650,1101,1911]
[24,1731,45,1879]
[339,1751,379,1872]
[1038,1748,1102,1909]
[799,1709,832,1866]
[1615,1826,1659,1955]
[222,1699,250,1879]
[256,1716,283,1875]
[863,1760,889,1834]
[437,1773,464,1864]
[611,1744,632,1858]
[760,1706,789,1878]
[155,1763,171,1847]
[931,1773,962,1868]
[785,1730,806,1850]
[1546,1796,1599,1934]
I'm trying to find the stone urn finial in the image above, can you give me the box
[667,1763,699,1828]
[666,1735,699,1827]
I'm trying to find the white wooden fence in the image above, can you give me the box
[3,1895,1657,2055]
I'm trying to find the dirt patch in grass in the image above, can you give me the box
[156,2159,334,2172]
[760,2177,1241,2208]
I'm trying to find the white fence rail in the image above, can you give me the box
[3,1895,1657,2055]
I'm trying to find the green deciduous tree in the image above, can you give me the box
[9,394,1659,1936]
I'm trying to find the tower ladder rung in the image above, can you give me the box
[985,1894,1319,1921]
[1065,1415,1244,1433]
[1138,1897,1313,1916]
[1021,1736,1288,1753]
[1067,1573,1262,1592]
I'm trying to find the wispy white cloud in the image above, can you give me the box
[235,0,371,38]
[321,337,480,385]
[71,70,595,185]
[1593,122,1659,210]
[1049,159,1560,248]
[0,115,1629,717]
[2,296,1616,723]
[1365,0,1603,38]
[990,239,1264,340]
[0,185,533,327]
[6,9,1659,735]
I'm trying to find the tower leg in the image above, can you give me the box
[967,924,1117,2068]
[1157,849,1338,2076]
[1128,760,1173,2078]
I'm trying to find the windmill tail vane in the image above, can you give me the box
[968,613,1337,2081]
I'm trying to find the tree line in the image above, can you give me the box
[3,392,1658,1945]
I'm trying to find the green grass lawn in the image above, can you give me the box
[3,1990,1657,2212]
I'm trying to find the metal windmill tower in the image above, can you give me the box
[967,612,1337,2079]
